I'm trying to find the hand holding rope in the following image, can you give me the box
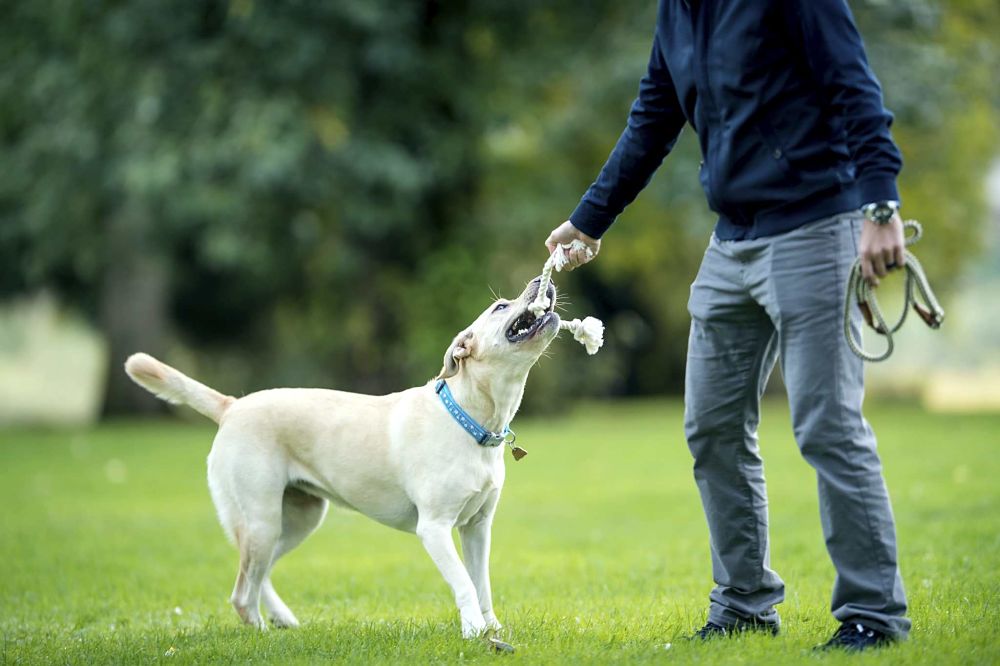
[844,220,945,362]
[531,240,605,355]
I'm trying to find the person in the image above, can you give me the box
[544,0,911,651]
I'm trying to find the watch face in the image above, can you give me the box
[865,202,898,224]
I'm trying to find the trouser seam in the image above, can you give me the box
[832,219,896,613]
[738,320,774,592]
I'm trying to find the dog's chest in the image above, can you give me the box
[453,460,504,527]
[454,487,496,527]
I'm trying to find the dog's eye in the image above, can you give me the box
[493,303,509,313]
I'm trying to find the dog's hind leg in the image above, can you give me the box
[229,511,281,630]
[213,454,286,631]
[260,579,296,629]
[260,487,329,628]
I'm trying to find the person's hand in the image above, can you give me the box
[544,221,601,271]
[859,213,905,287]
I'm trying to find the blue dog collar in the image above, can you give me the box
[435,379,513,448]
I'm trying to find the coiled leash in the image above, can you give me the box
[844,220,945,362]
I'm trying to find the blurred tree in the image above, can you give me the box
[0,0,519,412]
[0,0,997,414]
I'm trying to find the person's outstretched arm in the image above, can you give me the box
[546,26,687,269]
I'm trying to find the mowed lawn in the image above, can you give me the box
[1,399,998,664]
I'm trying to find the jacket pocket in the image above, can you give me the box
[698,160,721,212]
[755,118,798,180]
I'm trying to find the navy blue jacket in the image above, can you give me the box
[570,0,902,241]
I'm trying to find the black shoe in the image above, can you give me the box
[818,622,894,651]
[690,619,780,640]
[691,622,729,640]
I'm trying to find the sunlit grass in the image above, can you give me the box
[1,399,998,663]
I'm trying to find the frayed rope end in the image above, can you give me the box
[560,316,604,355]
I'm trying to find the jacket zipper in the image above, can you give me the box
[690,1,723,213]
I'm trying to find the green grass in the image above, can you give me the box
[1,399,998,664]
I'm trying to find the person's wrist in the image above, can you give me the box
[568,202,611,240]
[569,222,598,244]
[861,200,900,226]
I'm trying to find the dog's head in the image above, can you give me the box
[438,276,559,380]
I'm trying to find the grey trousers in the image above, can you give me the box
[684,212,910,638]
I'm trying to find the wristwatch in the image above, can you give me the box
[861,200,900,226]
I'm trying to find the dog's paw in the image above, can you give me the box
[461,613,488,639]
[245,617,269,632]
[233,602,268,631]
[270,612,300,629]
[483,611,503,632]
[462,626,488,639]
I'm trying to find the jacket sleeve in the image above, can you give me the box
[786,0,903,205]
[569,29,687,239]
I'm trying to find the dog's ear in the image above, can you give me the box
[437,330,475,379]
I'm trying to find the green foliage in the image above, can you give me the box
[0,1,997,407]
[2,400,999,662]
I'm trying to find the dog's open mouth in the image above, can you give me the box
[505,278,557,343]
[506,289,557,343]
[506,310,555,343]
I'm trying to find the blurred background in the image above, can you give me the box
[1,0,998,424]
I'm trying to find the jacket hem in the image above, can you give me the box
[714,187,860,241]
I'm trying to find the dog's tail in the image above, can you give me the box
[124,353,234,424]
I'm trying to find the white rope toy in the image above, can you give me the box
[530,240,605,355]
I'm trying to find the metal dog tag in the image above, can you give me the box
[503,430,527,461]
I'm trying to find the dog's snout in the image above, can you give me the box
[525,275,554,303]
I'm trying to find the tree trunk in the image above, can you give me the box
[99,201,171,417]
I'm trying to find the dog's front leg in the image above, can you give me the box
[458,501,501,631]
[417,518,486,638]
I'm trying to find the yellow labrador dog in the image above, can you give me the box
[124,277,558,639]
